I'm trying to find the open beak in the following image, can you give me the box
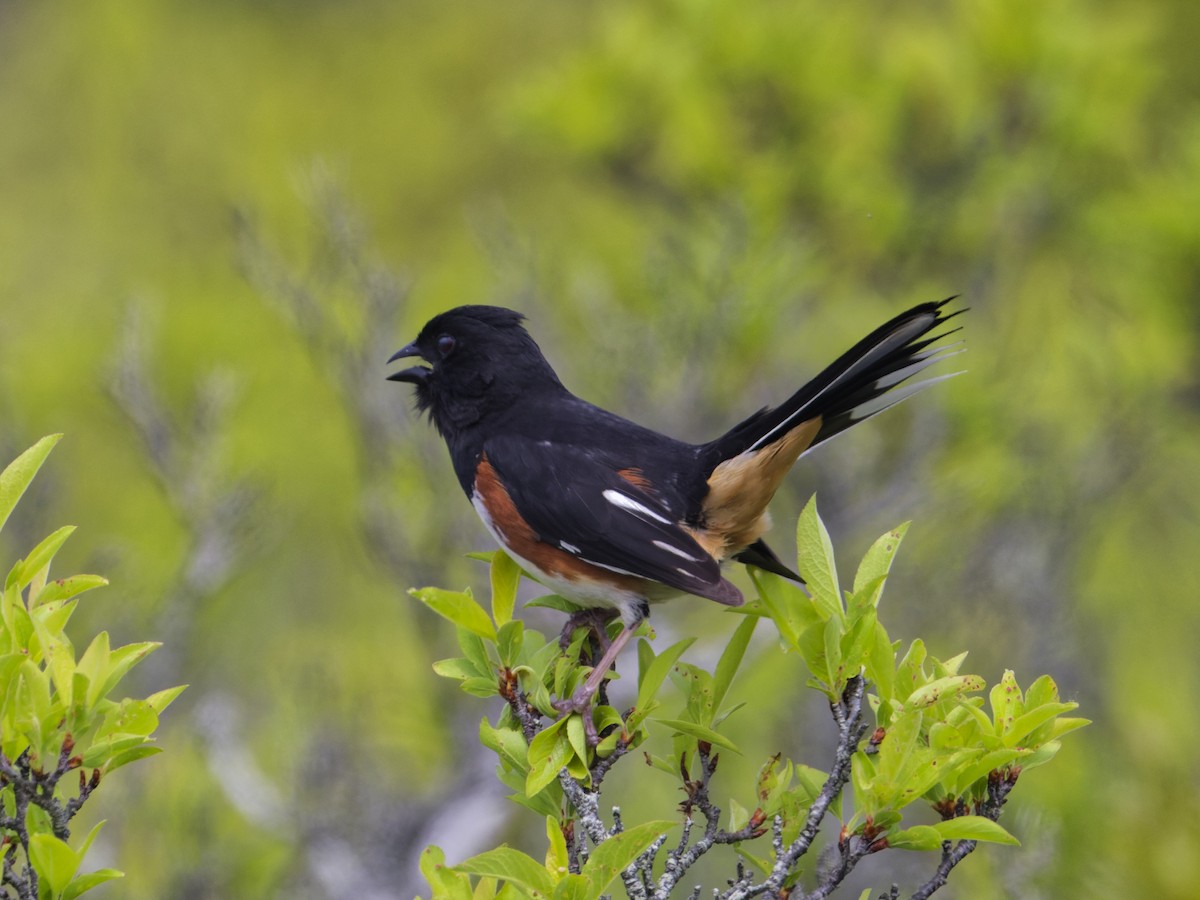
[386,342,431,383]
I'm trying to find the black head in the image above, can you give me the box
[387,305,563,439]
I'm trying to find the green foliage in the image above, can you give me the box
[413,500,1087,897]
[0,438,184,899]
[2,0,1194,894]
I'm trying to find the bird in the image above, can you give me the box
[388,299,962,739]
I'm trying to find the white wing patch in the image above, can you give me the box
[602,489,671,524]
[652,539,701,562]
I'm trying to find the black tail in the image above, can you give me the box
[703,298,963,469]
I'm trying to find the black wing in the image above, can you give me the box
[484,435,741,605]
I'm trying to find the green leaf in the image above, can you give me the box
[411,587,497,641]
[866,619,896,701]
[1048,716,1090,741]
[990,670,1022,737]
[851,522,910,605]
[497,620,525,668]
[749,570,819,650]
[8,526,75,592]
[420,846,474,900]
[0,435,62,536]
[581,820,673,896]
[635,637,695,713]
[712,615,757,714]
[651,718,740,753]
[62,869,124,900]
[103,744,162,774]
[92,642,161,707]
[479,718,530,772]
[545,816,569,880]
[551,874,591,900]
[565,713,589,774]
[491,551,522,627]
[823,615,844,687]
[1003,702,1078,748]
[904,675,986,710]
[524,595,584,615]
[795,496,842,622]
[434,658,482,680]
[29,832,80,894]
[458,627,493,675]
[526,720,571,796]
[933,816,1020,846]
[457,847,555,897]
[886,825,943,851]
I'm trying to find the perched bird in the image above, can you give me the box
[388,300,961,736]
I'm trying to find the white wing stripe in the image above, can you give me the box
[602,489,672,524]
[652,539,701,562]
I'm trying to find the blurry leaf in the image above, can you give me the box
[0,435,61,536]
[581,820,673,896]
[933,816,1020,846]
[651,718,739,753]
[29,832,80,894]
[491,551,522,627]
[823,615,844,687]
[457,847,555,897]
[433,658,482,680]
[461,677,501,698]
[635,637,694,713]
[1048,717,1091,741]
[62,869,124,900]
[545,815,569,879]
[712,615,756,713]
[411,587,497,641]
[7,525,75,592]
[92,642,160,707]
[728,797,749,832]
[76,821,106,861]
[551,874,591,900]
[929,722,965,751]
[32,578,108,614]
[102,744,162,774]
[886,825,943,851]
[795,496,842,621]
[866,620,895,701]
[797,622,828,688]
[420,846,474,900]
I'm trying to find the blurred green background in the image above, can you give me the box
[2,0,1198,896]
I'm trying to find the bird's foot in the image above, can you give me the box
[553,688,600,746]
[558,608,618,653]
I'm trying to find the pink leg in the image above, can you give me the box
[552,618,641,745]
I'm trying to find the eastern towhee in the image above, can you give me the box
[389,300,962,735]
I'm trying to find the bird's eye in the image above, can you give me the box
[436,334,456,358]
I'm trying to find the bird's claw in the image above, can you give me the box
[553,689,600,745]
